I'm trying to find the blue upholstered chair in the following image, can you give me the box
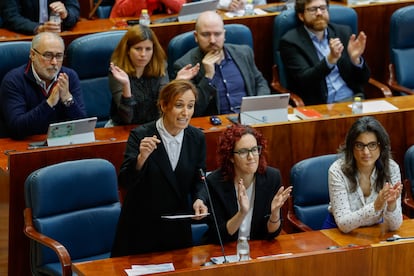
[387,5,414,95]
[289,154,338,231]
[403,145,414,215]
[23,159,121,276]
[88,0,113,18]
[0,41,32,137]
[66,31,126,127]
[272,5,392,107]
[167,23,253,79]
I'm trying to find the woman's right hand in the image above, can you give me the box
[237,179,250,215]
[136,135,161,170]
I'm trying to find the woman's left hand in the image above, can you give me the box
[270,186,292,214]
[175,63,200,80]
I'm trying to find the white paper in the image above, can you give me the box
[161,213,210,219]
[125,263,174,276]
[210,254,240,264]
[348,100,398,113]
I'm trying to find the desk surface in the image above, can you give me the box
[73,220,414,276]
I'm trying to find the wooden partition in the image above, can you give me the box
[72,219,414,275]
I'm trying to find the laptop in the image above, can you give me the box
[239,94,290,125]
[46,117,97,147]
[178,0,218,22]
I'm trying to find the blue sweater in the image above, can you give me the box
[0,63,87,139]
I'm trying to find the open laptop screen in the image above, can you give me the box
[239,93,290,125]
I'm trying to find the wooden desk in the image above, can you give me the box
[72,231,371,276]
[321,219,414,276]
[73,220,414,276]
[3,95,414,275]
[1,1,413,85]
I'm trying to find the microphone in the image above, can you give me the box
[199,168,229,264]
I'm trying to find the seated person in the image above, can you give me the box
[173,11,270,117]
[324,116,403,233]
[279,0,370,105]
[110,0,185,18]
[217,0,266,12]
[205,124,292,243]
[0,32,86,139]
[2,0,80,35]
[108,24,199,126]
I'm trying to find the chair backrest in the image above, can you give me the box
[389,5,414,90]
[66,31,126,127]
[273,5,357,88]
[404,145,414,197]
[0,41,32,137]
[167,23,253,79]
[0,41,32,84]
[24,158,121,275]
[290,154,338,230]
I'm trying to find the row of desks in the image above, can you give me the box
[1,1,413,87]
[2,95,414,275]
[72,218,414,275]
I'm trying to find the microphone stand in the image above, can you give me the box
[199,169,229,264]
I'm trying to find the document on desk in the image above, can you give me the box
[348,100,398,113]
[125,263,174,275]
[161,213,210,219]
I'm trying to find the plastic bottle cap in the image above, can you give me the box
[142,9,148,14]
[354,97,361,101]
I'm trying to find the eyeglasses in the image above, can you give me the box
[354,142,380,151]
[305,5,328,14]
[233,145,262,158]
[32,48,64,62]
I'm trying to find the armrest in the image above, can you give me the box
[271,65,305,107]
[366,78,393,98]
[23,208,72,276]
[403,179,414,211]
[387,64,414,95]
[286,197,313,232]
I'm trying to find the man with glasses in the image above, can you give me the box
[279,0,370,105]
[0,32,86,139]
[173,11,270,117]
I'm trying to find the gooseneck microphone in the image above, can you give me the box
[199,169,228,264]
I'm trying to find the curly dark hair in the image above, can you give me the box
[216,124,268,181]
[339,116,392,193]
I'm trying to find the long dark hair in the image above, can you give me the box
[340,116,391,193]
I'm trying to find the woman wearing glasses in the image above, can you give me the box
[205,124,292,244]
[325,116,403,233]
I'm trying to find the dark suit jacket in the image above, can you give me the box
[205,167,283,244]
[2,0,80,35]
[111,121,207,257]
[173,44,270,116]
[280,23,370,105]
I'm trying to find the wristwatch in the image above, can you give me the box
[63,97,74,107]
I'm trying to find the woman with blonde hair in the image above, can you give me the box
[108,24,199,126]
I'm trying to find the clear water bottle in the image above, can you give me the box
[139,9,150,26]
[244,0,254,16]
[352,96,363,114]
[237,236,250,261]
[49,12,61,32]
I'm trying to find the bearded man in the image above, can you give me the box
[279,0,370,105]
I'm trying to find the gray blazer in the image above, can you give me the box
[173,44,270,116]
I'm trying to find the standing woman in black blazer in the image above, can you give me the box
[205,125,292,243]
[111,80,208,257]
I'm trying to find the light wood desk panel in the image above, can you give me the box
[73,231,371,276]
